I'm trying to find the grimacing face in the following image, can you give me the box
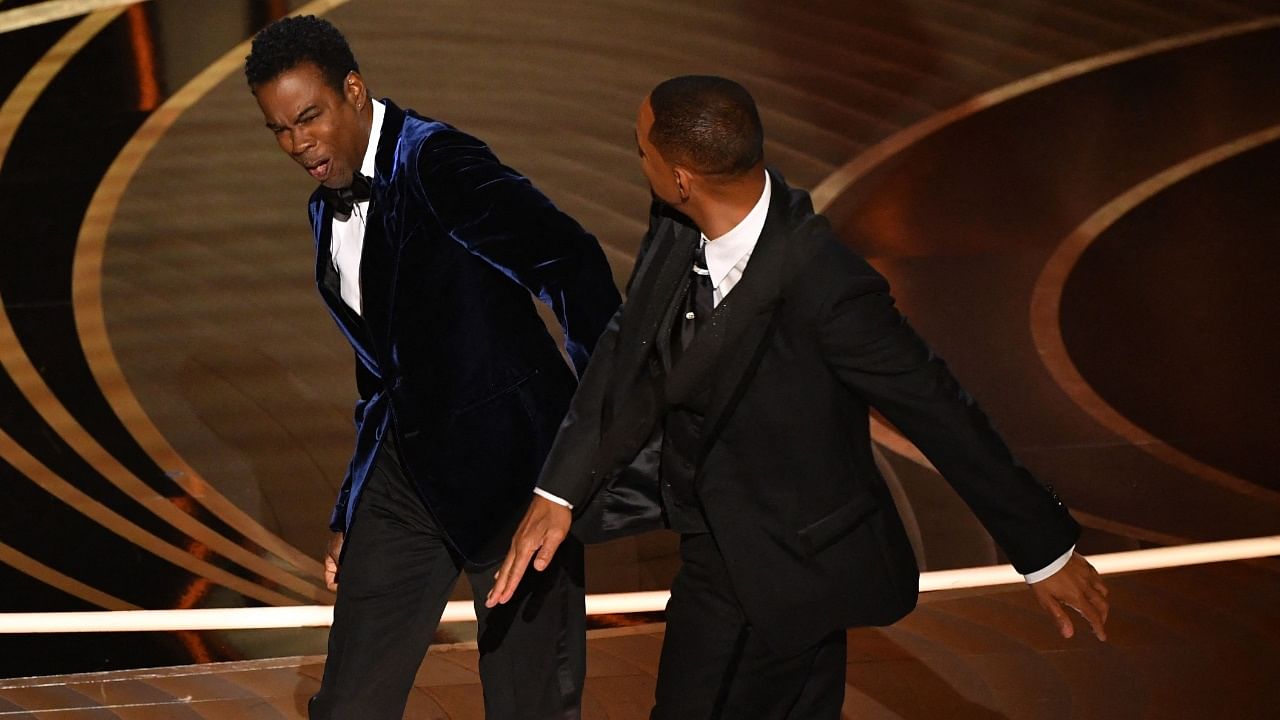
[635,96,683,206]
[255,62,368,189]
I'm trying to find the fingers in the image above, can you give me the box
[1073,557,1110,640]
[1037,592,1075,639]
[1080,583,1110,641]
[324,533,343,592]
[324,556,338,592]
[1032,553,1111,641]
[532,530,565,572]
[485,497,573,607]
[486,541,536,608]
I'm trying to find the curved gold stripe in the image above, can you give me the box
[809,18,1280,541]
[810,16,1280,212]
[0,427,298,606]
[0,0,145,34]
[1030,125,1280,509]
[72,0,355,587]
[0,7,332,603]
[0,541,139,611]
[0,4,155,619]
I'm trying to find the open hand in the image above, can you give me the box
[484,496,572,607]
[1030,551,1109,640]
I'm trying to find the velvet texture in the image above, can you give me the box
[310,100,620,562]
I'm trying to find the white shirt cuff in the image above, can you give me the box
[533,487,574,510]
[1024,545,1075,584]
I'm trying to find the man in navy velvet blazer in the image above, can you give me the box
[246,16,619,720]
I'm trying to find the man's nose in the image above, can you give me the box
[289,128,316,156]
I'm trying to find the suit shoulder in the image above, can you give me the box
[399,114,488,161]
[786,219,889,305]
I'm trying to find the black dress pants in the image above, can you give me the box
[652,533,846,720]
[309,441,586,719]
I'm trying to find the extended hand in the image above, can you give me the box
[1030,551,1109,640]
[485,496,572,607]
[323,532,344,592]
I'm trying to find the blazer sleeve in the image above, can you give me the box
[534,201,664,505]
[412,128,621,376]
[815,252,1079,574]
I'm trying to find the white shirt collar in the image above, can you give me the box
[702,171,771,291]
[359,99,386,180]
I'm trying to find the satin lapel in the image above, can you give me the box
[613,215,699,382]
[355,100,408,344]
[585,215,697,474]
[314,199,380,371]
[664,184,791,412]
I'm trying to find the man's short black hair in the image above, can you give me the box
[648,75,764,177]
[244,15,358,92]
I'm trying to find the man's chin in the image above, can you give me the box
[320,173,351,189]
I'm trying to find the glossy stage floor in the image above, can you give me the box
[0,0,1278,717]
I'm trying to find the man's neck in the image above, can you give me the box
[353,100,376,168]
[686,166,766,240]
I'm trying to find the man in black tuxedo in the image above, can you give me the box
[489,76,1109,718]
[246,16,620,720]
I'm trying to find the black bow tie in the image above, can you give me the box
[323,172,372,215]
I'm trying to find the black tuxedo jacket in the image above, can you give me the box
[538,171,1078,655]
[309,100,620,561]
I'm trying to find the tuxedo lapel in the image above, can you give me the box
[314,200,380,372]
[665,178,791,412]
[623,217,700,356]
[355,100,408,341]
[608,214,700,395]
[582,213,697,478]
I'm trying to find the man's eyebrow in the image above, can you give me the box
[294,104,320,122]
[266,104,321,130]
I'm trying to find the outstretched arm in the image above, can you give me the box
[816,251,1107,639]
[487,201,668,607]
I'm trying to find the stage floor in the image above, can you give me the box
[3,562,1279,718]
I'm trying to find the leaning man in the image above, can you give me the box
[245,16,620,720]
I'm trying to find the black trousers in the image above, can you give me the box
[309,442,586,719]
[652,533,846,720]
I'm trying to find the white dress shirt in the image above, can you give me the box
[536,172,1072,583]
[329,99,385,315]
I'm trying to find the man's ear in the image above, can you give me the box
[673,165,693,203]
[345,70,366,109]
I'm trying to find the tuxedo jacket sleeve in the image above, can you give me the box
[534,201,666,507]
[814,248,1077,574]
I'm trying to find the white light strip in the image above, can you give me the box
[1,536,1276,633]
[0,0,147,34]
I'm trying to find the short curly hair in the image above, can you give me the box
[244,15,359,92]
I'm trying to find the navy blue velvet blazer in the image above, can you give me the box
[308,100,620,561]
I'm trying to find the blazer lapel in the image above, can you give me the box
[355,100,408,340]
[607,213,700,398]
[584,213,698,477]
[622,216,699,357]
[665,176,791,412]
